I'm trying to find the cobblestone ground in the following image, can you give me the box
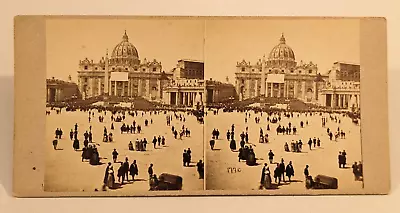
[45,108,204,192]
[205,111,363,192]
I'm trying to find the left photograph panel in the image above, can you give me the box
[45,18,205,192]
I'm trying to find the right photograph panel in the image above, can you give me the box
[204,18,363,192]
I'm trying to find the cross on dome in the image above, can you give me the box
[280,33,286,44]
[122,30,129,42]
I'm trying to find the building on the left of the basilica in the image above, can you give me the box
[46,76,81,103]
[77,31,173,101]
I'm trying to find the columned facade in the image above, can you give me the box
[77,31,173,101]
[235,34,328,103]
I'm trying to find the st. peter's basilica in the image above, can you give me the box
[235,34,329,103]
[77,31,172,101]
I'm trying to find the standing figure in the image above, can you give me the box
[130,160,139,181]
[148,164,154,178]
[210,138,215,150]
[196,160,204,179]
[268,150,274,164]
[112,149,119,163]
[286,161,295,182]
[52,136,58,150]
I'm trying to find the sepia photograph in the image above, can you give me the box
[13,16,390,197]
[204,19,363,192]
[44,18,205,192]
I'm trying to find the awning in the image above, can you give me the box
[266,74,285,83]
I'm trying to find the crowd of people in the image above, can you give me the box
[207,107,362,190]
[49,105,205,191]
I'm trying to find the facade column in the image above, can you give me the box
[255,79,259,97]
[294,81,298,99]
[260,57,266,96]
[114,81,117,96]
[356,95,360,108]
[128,79,131,97]
[157,80,162,100]
[301,81,306,100]
[278,83,281,98]
[283,81,287,98]
[147,79,151,99]
[138,79,142,96]
[313,81,317,101]
[88,78,92,98]
[46,88,50,102]
[122,82,125,97]
[98,78,101,96]
[339,94,342,108]
[236,78,240,99]
[246,79,250,99]
[331,94,335,108]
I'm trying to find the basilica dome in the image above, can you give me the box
[267,34,296,68]
[110,31,140,65]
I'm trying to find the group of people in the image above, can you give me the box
[103,158,139,189]
[182,148,192,167]
[260,159,296,188]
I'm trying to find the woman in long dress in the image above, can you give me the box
[107,166,116,189]
[230,139,236,151]
[264,167,272,189]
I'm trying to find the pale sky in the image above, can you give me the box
[46,18,360,83]
[46,18,205,81]
[204,18,360,82]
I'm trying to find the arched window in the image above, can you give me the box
[84,66,88,70]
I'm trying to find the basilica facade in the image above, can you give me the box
[235,34,328,103]
[77,31,172,101]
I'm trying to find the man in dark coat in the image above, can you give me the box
[129,160,139,181]
[308,138,313,150]
[123,157,130,181]
[286,161,295,182]
[117,162,125,184]
[112,149,118,163]
[304,165,310,178]
[52,136,58,150]
[268,150,274,164]
[274,163,281,185]
[148,164,154,178]
[183,150,188,166]
[152,136,157,149]
[338,152,344,168]
[279,158,286,182]
[196,160,204,179]
[210,139,215,150]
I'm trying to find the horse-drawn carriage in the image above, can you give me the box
[305,175,338,189]
[150,173,183,191]
[352,118,359,125]
[238,147,257,166]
